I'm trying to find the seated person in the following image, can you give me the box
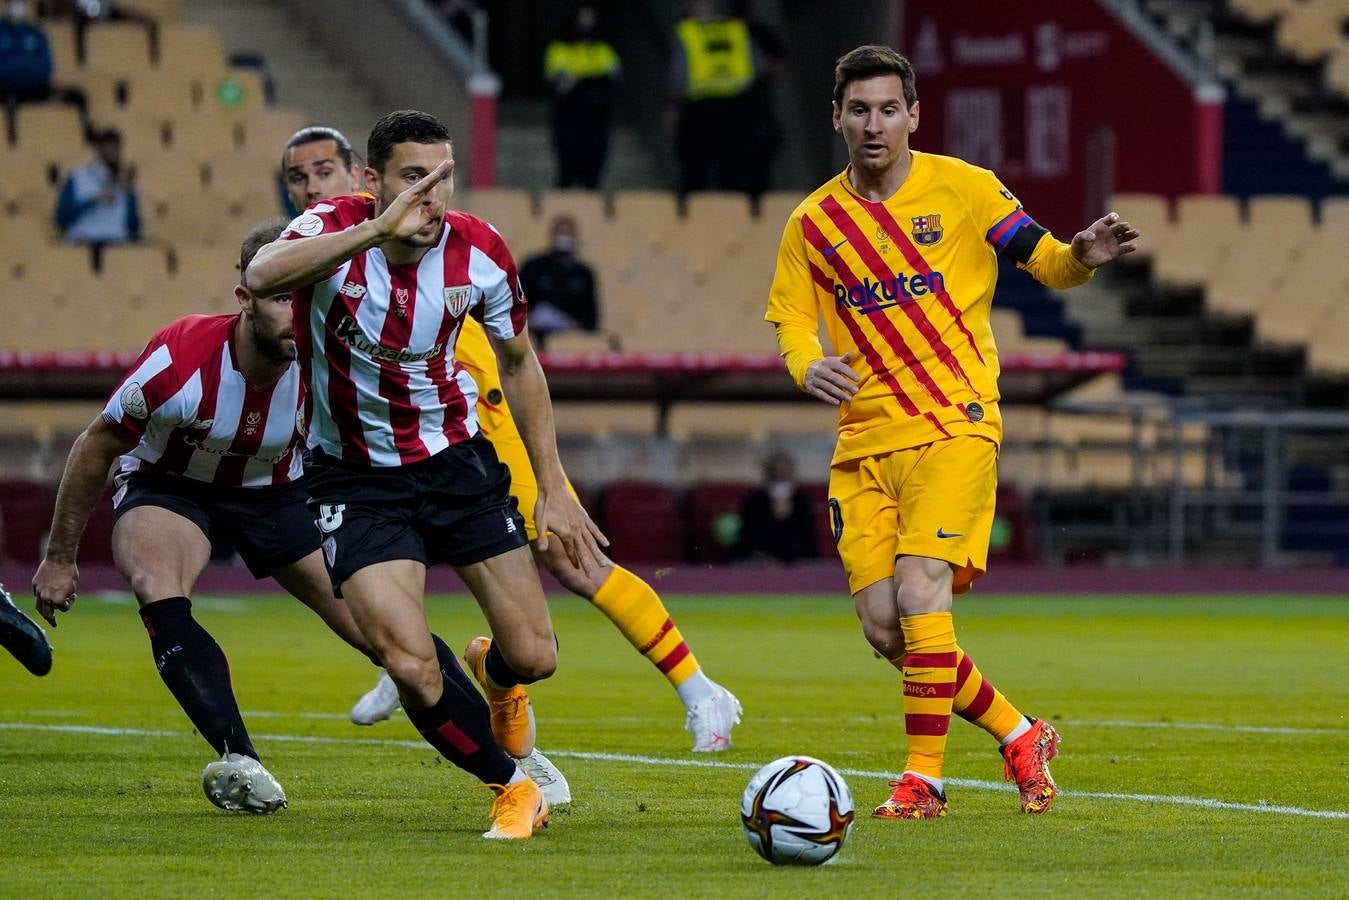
[55,127,140,245]
[736,451,818,563]
[518,214,599,348]
[1,1,87,141]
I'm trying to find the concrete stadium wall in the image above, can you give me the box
[289,0,475,173]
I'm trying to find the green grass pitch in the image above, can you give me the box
[2,592,1347,897]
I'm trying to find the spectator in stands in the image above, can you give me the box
[0,0,87,143]
[43,0,158,62]
[518,214,599,348]
[544,4,620,189]
[736,451,817,563]
[667,0,761,197]
[55,127,141,246]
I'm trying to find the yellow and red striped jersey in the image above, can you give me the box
[766,150,1092,464]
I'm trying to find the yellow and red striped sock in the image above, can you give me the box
[589,566,700,688]
[951,648,1025,743]
[898,612,958,782]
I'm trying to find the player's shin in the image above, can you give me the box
[590,566,708,699]
[139,596,258,760]
[402,634,517,785]
[951,648,1030,744]
[897,612,958,785]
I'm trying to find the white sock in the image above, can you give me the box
[506,766,527,786]
[675,670,717,709]
[905,770,944,793]
[1000,716,1033,747]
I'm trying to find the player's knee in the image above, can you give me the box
[894,576,946,616]
[501,636,557,683]
[382,650,440,704]
[860,620,904,659]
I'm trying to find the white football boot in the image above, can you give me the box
[350,671,400,725]
[684,684,743,752]
[516,749,571,807]
[201,752,288,814]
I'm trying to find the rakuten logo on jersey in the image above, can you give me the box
[833,271,947,314]
[333,315,445,363]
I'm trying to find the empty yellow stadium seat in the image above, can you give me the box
[1111,193,1170,261]
[156,24,226,75]
[83,23,154,79]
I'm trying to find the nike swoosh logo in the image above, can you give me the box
[936,528,963,539]
[903,670,934,678]
[824,238,848,255]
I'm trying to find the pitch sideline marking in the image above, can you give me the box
[232,710,1348,736]
[2,720,1347,821]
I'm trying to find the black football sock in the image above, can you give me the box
[402,632,516,783]
[139,597,259,761]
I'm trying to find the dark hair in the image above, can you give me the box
[284,125,356,168]
[833,45,917,108]
[366,109,452,173]
[238,217,290,286]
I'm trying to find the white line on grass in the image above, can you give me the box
[3,720,1347,821]
[243,711,1349,735]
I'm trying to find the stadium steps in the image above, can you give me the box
[495,98,658,191]
[176,0,384,153]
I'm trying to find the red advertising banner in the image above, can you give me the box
[899,3,1221,235]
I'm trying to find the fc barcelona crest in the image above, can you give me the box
[444,285,472,318]
[911,214,943,245]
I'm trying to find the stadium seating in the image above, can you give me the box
[597,481,687,563]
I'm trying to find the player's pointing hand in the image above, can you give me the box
[1070,212,1141,269]
[804,352,861,406]
[373,159,454,242]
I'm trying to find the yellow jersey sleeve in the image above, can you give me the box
[766,215,826,389]
[972,166,1093,289]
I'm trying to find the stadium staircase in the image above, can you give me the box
[176,0,386,157]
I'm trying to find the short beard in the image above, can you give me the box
[251,321,296,363]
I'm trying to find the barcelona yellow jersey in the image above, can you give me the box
[453,316,523,446]
[766,150,1092,464]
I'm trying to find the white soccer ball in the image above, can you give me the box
[740,756,854,866]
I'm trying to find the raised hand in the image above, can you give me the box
[372,159,454,241]
[1071,212,1141,269]
[804,351,861,405]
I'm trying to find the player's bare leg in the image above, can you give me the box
[113,506,286,813]
[270,551,379,663]
[533,539,741,751]
[341,558,545,836]
[456,546,556,758]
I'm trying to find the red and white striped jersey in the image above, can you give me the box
[280,195,528,467]
[101,314,305,487]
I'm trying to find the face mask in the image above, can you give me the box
[768,482,794,504]
[552,234,577,254]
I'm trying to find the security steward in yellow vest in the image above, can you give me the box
[669,7,759,196]
[544,4,621,189]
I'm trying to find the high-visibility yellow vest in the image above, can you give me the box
[544,40,620,81]
[676,17,754,100]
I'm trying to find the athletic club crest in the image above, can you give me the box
[444,285,472,318]
[911,214,943,245]
[244,411,262,436]
[393,287,410,317]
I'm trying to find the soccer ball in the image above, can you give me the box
[740,756,854,866]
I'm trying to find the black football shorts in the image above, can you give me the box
[304,433,528,589]
[112,473,321,578]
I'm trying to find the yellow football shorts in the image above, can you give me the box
[486,430,579,542]
[828,435,998,596]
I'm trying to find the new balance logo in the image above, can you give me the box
[338,282,367,299]
[504,512,517,534]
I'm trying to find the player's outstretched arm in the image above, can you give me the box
[246,160,454,295]
[490,330,610,572]
[1070,212,1141,269]
[32,417,135,626]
